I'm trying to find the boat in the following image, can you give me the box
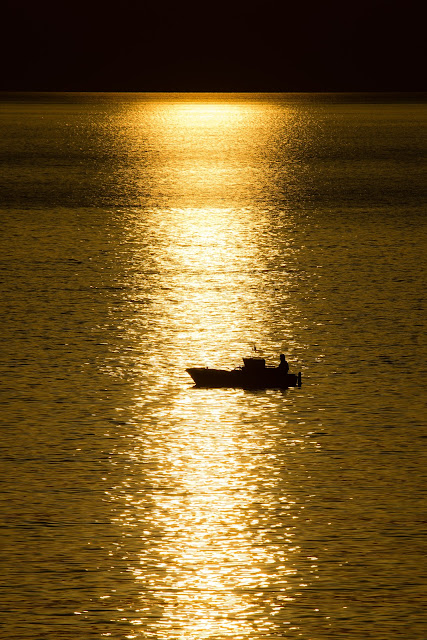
[186,355,302,389]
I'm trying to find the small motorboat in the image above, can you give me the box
[186,355,302,389]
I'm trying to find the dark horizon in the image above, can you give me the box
[3,0,426,93]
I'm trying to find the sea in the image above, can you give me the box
[0,92,426,640]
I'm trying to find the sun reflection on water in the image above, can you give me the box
[103,95,312,638]
[113,391,304,639]
[120,204,280,374]
[115,93,307,210]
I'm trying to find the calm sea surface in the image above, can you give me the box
[0,92,426,639]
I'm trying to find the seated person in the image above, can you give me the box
[278,354,289,373]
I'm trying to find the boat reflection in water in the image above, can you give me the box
[187,354,302,389]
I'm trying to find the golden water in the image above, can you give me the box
[0,93,426,639]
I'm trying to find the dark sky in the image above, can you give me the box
[2,0,425,92]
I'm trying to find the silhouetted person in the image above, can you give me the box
[278,354,289,373]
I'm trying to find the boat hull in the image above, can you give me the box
[186,367,301,389]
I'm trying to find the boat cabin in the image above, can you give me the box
[242,357,266,371]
